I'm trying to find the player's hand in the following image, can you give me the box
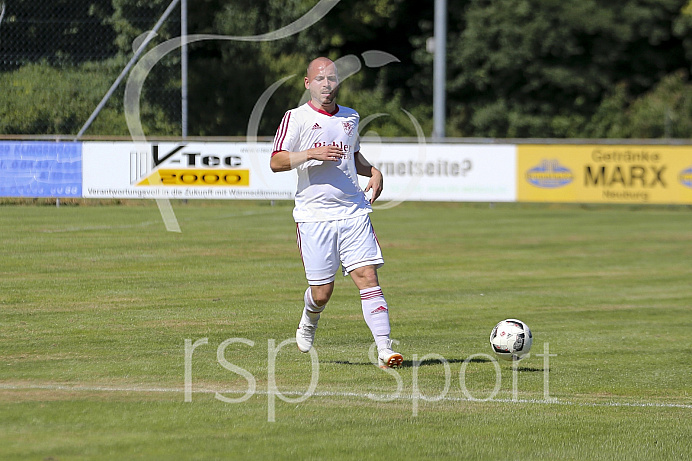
[364,169,383,204]
[308,145,344,162]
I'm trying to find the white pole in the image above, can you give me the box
[432,0,447,141]
[181,0,188,139]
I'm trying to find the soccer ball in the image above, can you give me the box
[489,319,533,361]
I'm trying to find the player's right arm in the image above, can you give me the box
[270,109,344,172]
[270,146,344,172]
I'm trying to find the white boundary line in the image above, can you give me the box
[2,383,690,409]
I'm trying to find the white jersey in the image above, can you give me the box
[272,101,372,223]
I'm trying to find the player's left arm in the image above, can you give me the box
[355,151,383,204]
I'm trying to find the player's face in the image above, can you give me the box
[305,61,339,108]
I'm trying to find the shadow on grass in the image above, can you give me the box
[328,357,544,371]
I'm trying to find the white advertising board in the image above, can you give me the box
[82,142,296,200]
[359,143,517,204]
[82,141,516,203]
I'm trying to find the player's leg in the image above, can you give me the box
[295,222,339,352]
[340,215,403,368]
[350,265,389,345]
[309,282,334,307]
[349,265,402,368]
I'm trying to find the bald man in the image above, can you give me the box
[270,57,403,368]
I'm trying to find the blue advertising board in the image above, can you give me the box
[0,141,82,198]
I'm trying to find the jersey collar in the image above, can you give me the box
[308,100,339,116]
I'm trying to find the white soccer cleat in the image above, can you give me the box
[296,321,317,353]
[377,340,403,368]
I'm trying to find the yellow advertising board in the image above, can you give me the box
[517,145,692,204]
[136,169,250,187]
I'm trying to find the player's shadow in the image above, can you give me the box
[400,357,487,368]
[328,357,543,371]
[512,365,543,372]
[327,358,478,367]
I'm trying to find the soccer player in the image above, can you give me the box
[270,57,403,368]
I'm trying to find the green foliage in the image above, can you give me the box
[627,70,692,138]
[110,0,179,53]
[449,0,691,138]
[673,0,692,66]
[585,71,692,138]
[1,0,692,138]
[0,59,182,136]
[168,0,692,138]
[584,84,632,138]
[0,1,181,136]
[0,62,121,135]
[187,0,416,136]
[0,0,116,70]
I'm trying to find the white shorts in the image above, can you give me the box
[296,214,384,285]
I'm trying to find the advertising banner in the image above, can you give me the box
[82,142,296,200]
[0,141,82,198]
[5,140,689,205]
[82,141,516,203]
[517,144,692,204]
[359,143,517,203]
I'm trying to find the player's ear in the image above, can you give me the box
[304,76,310,89]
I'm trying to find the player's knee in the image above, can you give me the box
[312,292,331,306]
[311,285,333,307]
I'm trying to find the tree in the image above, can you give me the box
[0,0,116,71]
[2,0,691,138]
[0,61,124,134]
[185,0,427,136]
[446,0,690,137]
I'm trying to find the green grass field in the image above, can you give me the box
[1,200,691,460]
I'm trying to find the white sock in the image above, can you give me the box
[360,286,391,350]
[302,287,324,326]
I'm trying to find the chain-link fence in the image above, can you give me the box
[0,0,182,137]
